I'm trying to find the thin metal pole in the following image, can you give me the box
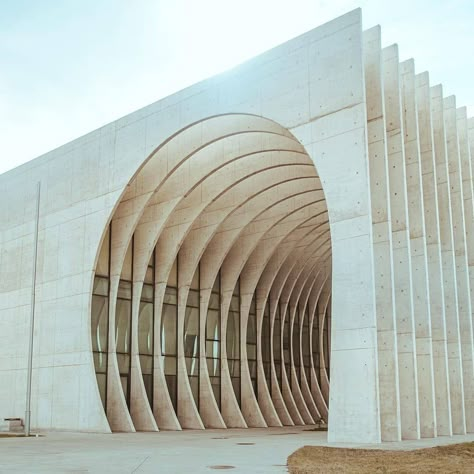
[25,181,41,436]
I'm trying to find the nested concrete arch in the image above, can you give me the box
[267,229,332,423]
[255,213,329,425]
[266,227,331,425]
[89,112,334,433]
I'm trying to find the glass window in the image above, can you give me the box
[163,355,177,375]
[138,301,153,355]
[206,356,220,377]
[91,294,108,352]
[115,299,131,353]
[93,276,108,297]
[189,376,199,406]
[161,303,177,355]
[206,340,220,359]
[165,374,177,410]
[141,283,154,302]
[93,351,107,374]
[206,309,219,341]
[96,373,107,408]
[227,305,240,360]
[163,286,177,305]
[117,280,132,299]
[185,357,199,376]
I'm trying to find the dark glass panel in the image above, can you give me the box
[185,357,199,376]
[186,290,199,308]
[163,355,177,375]
[120,376,129,402]
[230,295,239,311]
[206,340,220,359]
[163,286,177,305]
[162,303,177,355]
[165,375,177,410]
[93,277,108,297]
[210,378,220,407]
[91,295,108,352]
[93,351,107,374]
[247,344,257,360]
[96,373,107,408]
[206,309,219,341]
[226,309,240,359]
[115,299,131,353]
[117,280,132,300]
[228,359,240,377]
[189,376,199,406]
[140,354,153,375]
[248,360,257,378]
[208,293,219,310]
[231,377,241,406]
[206,356,220,377]
[138,301,153,355]
[141,284,154,302]
[142,374,153,408]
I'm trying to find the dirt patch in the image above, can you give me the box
[288,442,474,474]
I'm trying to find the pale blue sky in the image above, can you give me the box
[1,0,473,174]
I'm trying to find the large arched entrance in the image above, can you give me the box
[90,114,332,432]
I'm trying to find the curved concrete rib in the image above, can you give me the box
[308,266,330,420]
[318,276,332,405]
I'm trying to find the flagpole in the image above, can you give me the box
[25,181,41,436]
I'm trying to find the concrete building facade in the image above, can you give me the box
[0,10,473,443]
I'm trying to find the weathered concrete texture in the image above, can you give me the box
[1,9,473,445]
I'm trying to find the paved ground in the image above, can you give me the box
[0,426,472,474]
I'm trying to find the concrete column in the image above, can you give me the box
[400,60,437,438]
[363,27,401,441]
[382,45,420,439]
[468,118,474,202]
[456,108,474,434]
[430,86,466,434]
[444,98,473,432]
[415,72,452,436]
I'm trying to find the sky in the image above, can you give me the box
[1,0,473,174]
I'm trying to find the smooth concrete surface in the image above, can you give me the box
[0,427,473,474]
